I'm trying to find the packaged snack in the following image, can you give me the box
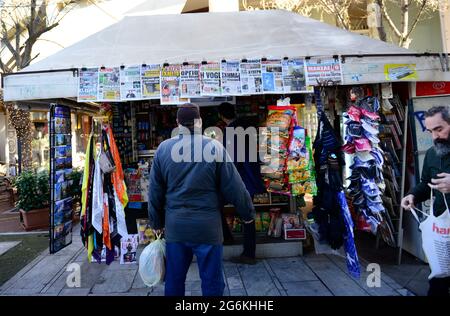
[289,126,306,158]
[288,170,311,183]
[232,217,242,233]
[255,213,262,232]
[282,213,301,229]
[274,218,283,238]
[266,112,292,132]
[136,219,155,245]
[282,213,306,240]
[268,208,281,237]
[261,212,271,232]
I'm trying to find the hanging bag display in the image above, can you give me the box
[99,129,116,174]
[411,189,450,280]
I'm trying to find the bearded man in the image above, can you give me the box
[401,105,450,296]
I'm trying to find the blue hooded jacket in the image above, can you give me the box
[148,130,255,245]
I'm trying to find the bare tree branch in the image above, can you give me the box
[380,0,402,37]
[404,0,428,40]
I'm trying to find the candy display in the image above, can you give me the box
[261,106,297,195]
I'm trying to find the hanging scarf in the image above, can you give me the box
[337,191,361,278]
[81,134,94,218]
[92,152,104,234]
[106,126,129,207]
[80,134,96,261]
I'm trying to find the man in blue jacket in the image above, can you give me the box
[148,103,255,296]
[218,102,266,265]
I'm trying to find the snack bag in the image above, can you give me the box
[255,213,262,232]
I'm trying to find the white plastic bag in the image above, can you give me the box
[139,234,166,287]
[411,190,450,280]
[304,221,345,257]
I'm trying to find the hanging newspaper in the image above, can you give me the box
[78,68,99,102]
[180,64,201,98]
[141,64,161,99]
[220,61,241,96]
[200,62,221,96]
[120,65,142,101]
[240,59,262,94]
[98,67,121,101]
[261,59,283,93]
[282,59,311,93]
[305,58,343,86]
[161,64,183,104]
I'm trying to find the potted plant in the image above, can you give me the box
[13,171,50,231]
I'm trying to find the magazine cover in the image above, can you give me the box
[240,59,262,94]
[120,65,142,101]
[98,67,121,101]
[220,61,241,96]
[305,58,343,86]
[161,64,182,105]
[120,234,139,264]
[141,64,161,99]
[180,64,201,98]
[200,62,221,96]
[282,59,310,93]
[261,59,283,93]
[78,67,99,102]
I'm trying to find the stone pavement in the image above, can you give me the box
[0,230,415,296]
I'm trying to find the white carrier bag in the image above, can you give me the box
[411,190,450,280]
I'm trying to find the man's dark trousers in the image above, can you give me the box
[165,242,225,296]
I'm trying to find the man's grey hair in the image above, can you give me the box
[424,106,450,124]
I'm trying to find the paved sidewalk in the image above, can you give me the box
[0,231,414,296]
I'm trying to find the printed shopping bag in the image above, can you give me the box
[411,190,450,280]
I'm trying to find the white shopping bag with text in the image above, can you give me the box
[411,190,450,280]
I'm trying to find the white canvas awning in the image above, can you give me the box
[3,9,450,101]
[21,9,411,71]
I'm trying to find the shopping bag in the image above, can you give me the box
[411,190,450,280]
[138,234,166,287]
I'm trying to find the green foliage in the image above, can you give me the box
[12,171,50,212]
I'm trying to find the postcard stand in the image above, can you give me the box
[49,104,74,254]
